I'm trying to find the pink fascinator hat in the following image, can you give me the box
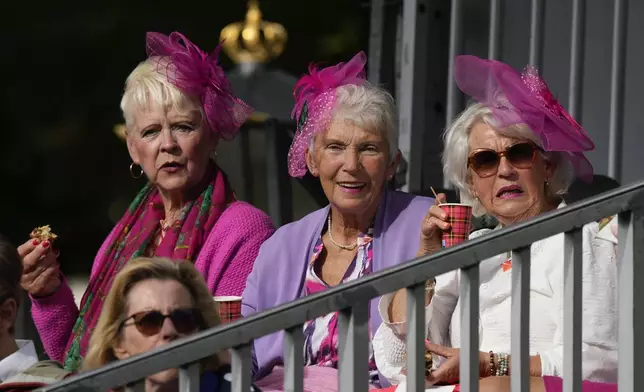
[288,51,368,177]
[453,55,595,182]
[145,32,253,141]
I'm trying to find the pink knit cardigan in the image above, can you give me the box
[30,201,275,362]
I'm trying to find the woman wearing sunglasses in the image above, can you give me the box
[372,55,618,391]
[83,257,260,392]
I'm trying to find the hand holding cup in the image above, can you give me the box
[419,194,473,256]
[418,193,451,256]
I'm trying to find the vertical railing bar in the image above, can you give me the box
[529,0,544,68]
[405,283,426,392]
[446,0,463,125]
[618,210,634,392]
[563,229,583,392]
[460,265,480,392]
[368,0,385,85]
[631,206,644,392]
[265,118,282,227]
[511,246,531,392]
[265,119,294,226]
[617,207,644,392]
[394,4,403,100]
[284,325,305,392]
[179,362,201,392]
[338,304,369,392]
[238,125,255,204]
[568,0,586,119]
[398,0,430,194]
[488,0,502,60]
[124,380,146,392]
[608,0,628,182]
[444,0,463,189]
[231,343,252,392]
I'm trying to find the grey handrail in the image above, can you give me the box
[40,179,644,392]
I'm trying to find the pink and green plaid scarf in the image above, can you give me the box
[63,165,235,370]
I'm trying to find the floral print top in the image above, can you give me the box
[302,223,379,386]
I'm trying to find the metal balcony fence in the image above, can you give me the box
[38,180,644,392]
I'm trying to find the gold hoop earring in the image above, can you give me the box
[544,180,551,198]
[129,163,144,179]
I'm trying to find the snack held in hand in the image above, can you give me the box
[30,225,58,243]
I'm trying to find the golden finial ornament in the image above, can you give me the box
[114,124,127,141]
[220,0,287,64]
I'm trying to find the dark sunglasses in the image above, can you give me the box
[467,142,541,178]
[120,308,202,336]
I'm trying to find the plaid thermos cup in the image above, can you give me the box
[213,296,243,323]
[439,203,473,247]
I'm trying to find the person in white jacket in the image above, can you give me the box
[372,55,618,389]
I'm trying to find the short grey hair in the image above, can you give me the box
[120,58,205,131]
[443,102,575,216]
[309,82,399,160]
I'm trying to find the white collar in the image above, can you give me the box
[0,340,38,382]
[494,201,567,230]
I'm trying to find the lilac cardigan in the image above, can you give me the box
[242,190,434,381]
[30,201,275,363]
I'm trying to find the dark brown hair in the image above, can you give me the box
[0,234,23,306]
[0,234,24,334]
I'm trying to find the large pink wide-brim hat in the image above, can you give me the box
[454,55,595,181]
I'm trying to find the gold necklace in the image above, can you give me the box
[327,214,358,250]
[160,218,175,231]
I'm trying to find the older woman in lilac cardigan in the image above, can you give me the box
[16,32,274,371]
[242,51,434,390]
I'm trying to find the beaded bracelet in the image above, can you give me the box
[488,351,496,376]
[495,353,509,376]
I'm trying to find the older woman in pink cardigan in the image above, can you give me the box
[15,32,274,371]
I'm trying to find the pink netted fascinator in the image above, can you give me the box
[145,32,253,140]
[287,51,368,177]
[454,55,595,182]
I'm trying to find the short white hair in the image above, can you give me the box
[309,82,399,160]
[120,58,204,130]
[443,102,575,216]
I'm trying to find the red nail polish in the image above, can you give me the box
[42,241,50,248]
[32,239,40,246]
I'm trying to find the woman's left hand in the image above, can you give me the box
[424,341,490,385]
